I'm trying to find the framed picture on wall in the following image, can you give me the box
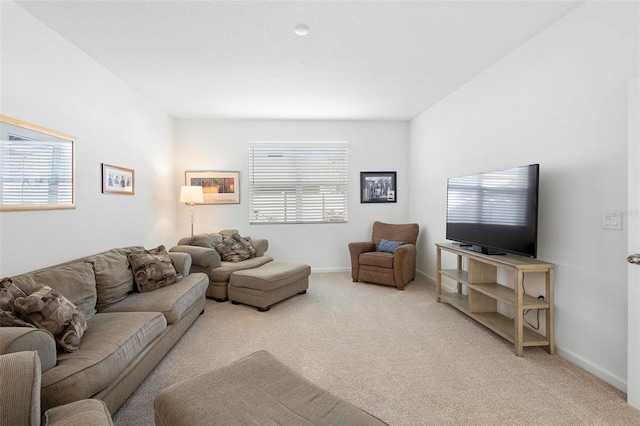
[185,170,240,204]
[102,163,135,195]
[360,171,397,203]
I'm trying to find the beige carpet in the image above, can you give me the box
[112,272,640,425]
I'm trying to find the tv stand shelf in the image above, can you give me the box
[436,243,554,356]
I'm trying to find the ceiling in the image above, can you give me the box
[16,1,582,121]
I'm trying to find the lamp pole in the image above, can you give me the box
[180,186,204,236]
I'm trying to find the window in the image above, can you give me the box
[0,116,75,211]
[249,142,348,224]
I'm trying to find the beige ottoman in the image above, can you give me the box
[154,350,387,426]
[228,261,310,311]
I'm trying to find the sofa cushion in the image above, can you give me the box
[41,311,167,410]
[11,262,98,320]
[127,246,181,293]
[210,256,274,283]
[101,273,207,324]
[91,247,144,312]
[14,286,88,352]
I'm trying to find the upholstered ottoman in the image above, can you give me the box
[228,261,310,311]
[154,350,387,426]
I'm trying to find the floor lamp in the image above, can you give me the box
[180,185,204,236]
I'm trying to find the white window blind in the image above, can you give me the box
[249,142,348,224]
[0,135,74,207]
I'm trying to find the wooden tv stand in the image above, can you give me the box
[436,243,554,356]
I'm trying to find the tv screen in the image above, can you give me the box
[446,164,539,258]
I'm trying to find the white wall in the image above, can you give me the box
[175,119,409,270]
[409,1,639,390]
[0,2,176,276]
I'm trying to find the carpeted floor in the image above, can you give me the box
[112,272,640,425]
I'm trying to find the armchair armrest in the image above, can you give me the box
[168,252,192,277]
[170,245,221,269]
[0,328,57,372]
[393,243,417,290]
[348,241,376,282]
[251,238,269,257]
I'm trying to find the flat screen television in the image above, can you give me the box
[446,164,539,258]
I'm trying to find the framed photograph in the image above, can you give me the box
[102,163,135,195]
[360,171,397,203]
[185,170,240,204]
[0,115,75,211]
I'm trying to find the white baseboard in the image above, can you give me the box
[310,267,351,273]
[555,345,627,393]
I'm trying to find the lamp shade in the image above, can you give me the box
[180,186,204,204]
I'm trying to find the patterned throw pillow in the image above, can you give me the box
[215,234,255,263]
[0,310,36,328]
[14,286,87,352]
[232,233,257,258]
[377,239,405,254]
[0,277,28,312]
[127,245,181,293]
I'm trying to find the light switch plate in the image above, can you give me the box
[602,210,623,230]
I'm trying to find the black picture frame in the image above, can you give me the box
[360,171,397,203]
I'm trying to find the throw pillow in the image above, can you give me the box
[190,233,223,249]
[0,277,28,313]
[14,286,87,352]
[377,239,404,254]
[0,309,36,328]
[127,245,181,293]
[232,233,256,258]
[215,235,252,263]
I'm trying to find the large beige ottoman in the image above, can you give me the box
[154,350,388,426]
[228,261,311,311]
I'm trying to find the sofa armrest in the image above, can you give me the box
[170,245,221,269]
[43,399,114,425]
[168,251,193,277]
[0,351,41,426]
[348,241,376,282]
[251,238,269,257]
[0,328,57,372]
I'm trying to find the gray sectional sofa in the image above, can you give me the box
[0,246,208,415]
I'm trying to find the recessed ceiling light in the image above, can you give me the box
[294,24,310,36]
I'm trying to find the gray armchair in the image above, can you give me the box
[170,230,272,301]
